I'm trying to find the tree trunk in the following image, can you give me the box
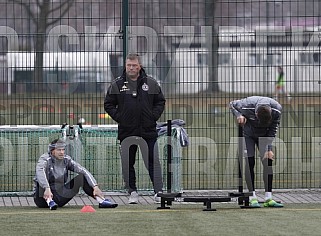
[32,2,49,93]
[33,28,45,92]
[205,0,220,92]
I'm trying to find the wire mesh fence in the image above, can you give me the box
[0,125,182,194]
[0,1,321,193]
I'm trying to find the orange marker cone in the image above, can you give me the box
[80,205,96,213]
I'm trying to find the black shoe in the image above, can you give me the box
[48,200,58,210]
[99,199,118,208]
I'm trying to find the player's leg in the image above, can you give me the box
[120,140,138,193]
[51,175,84,207]
[143,138,163,193]
[33,182,52,208]
[258,137,283,207]
[67,174,118,208]
[244,136,261,207]
[274,84,281,99]
[139,138,163,203]
[258,138,273,194]
[244,137,256,192]
[127,144,138,193]
[120,140,139,203]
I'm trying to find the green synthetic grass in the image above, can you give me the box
[1,204,321,236]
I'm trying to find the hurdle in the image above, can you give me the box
[157,121,251,211]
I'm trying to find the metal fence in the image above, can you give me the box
[0,125,183,194]
[0,0,321,192]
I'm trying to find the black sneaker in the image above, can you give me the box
[99,199,118,208]
[48,200,58,210]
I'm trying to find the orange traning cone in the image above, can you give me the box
[80,205,96,213]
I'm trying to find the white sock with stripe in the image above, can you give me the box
[265,192,272,201]
[249,191,257,201]
[95,196,105,203]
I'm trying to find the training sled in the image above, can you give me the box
[157,192,253,211]
[156,121,252,211]
[157,121,281,211]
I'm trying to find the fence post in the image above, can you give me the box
[167,120,172,193]
[122,0,129,64]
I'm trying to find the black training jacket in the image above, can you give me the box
[104,68,165,141]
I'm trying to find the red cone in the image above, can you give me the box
[80,205,96,213]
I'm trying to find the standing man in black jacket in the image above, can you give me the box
[104,53,165,204]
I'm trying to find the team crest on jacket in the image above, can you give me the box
[142,83,149,91]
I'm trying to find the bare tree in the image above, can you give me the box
[9,0,75,92]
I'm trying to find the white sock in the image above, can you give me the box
[265,192,272,201]
[95,196,105,203]
[249,191,257,200]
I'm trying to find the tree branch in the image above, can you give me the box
[36,0,42,7]
[46,0,75,27]
[8,0,38,25]
[50,0,71,13]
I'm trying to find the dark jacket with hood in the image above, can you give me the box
[104,68,165,141]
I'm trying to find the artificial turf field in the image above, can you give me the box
[1,203,321,236]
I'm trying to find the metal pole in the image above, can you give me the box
[266,0,270,96]
[122,0,129,65]
[238,125,243,194]
[167,120,172,193]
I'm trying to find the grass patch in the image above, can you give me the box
[1,204,321,235]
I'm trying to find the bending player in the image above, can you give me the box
[229,96,284,208]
